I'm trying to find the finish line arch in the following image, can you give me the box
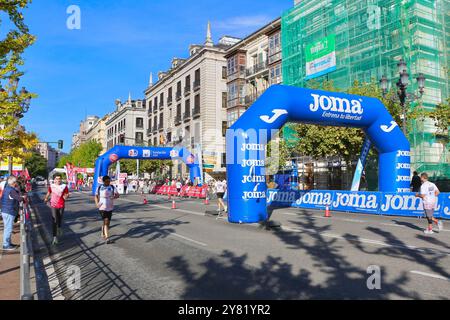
[226,85,411,224]
[92,146,201,195]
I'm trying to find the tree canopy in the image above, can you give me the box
[57,140,103,168]
[0,0,37,160]
[25,151,48,177]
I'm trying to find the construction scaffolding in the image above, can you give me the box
[282,0,450,178]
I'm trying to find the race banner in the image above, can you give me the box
[267,189,450,219]
[351,137,372,191]
[304,34,336,80]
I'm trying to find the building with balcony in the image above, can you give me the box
[85,114,110,155]
[145,22,240,178]
[106,94,147,150]
[71,115,100,150]
[36,142,59,171]
[224,18,282,127]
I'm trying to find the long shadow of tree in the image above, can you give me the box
[343,226,450,280]
[166,210,419,299]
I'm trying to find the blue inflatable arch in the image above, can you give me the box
[92,146,201,195]
[226,85,411,224]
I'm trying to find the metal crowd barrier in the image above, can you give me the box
[19,201,34,300]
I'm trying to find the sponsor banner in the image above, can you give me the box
[266,189,450,219]
[440,193,450,219]
[378,192,426,217]
[0,158,24,171]
[332,191,381,214]
[294,190,334,210]
[266,189,300,207]
[305,34,336,80]
[152,185,208,199]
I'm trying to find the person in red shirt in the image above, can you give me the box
[44,174,69,245]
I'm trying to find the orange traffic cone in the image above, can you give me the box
[172,199,177,209]
[204,196,209,205]
[324,205,331,218]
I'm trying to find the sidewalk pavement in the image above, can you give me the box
[0,220,21,300]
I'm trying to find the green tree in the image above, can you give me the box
[410,97,449,143]
[58,140,102,168]
[117,159,173,176]
[290,80,402,165]
[24,151,48,177]
[0,0,37,160]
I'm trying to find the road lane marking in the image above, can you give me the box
[410,271,449,281]
[170,233,207,247]
[280,226,450,255]
[381,223,406,228]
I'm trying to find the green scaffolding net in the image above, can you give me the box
[282,0,450,178]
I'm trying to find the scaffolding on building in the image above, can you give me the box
[282,0,449,178]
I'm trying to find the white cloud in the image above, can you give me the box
[214,14,274,37]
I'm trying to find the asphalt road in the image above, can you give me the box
[31,187,450,300]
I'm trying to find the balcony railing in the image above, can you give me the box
[192,106,200,118]
[193,80,200,91]
[184,86,191,96]
[246,61,268,77]
[176,91,182,101]
[183,111,191,122]
[227,65,246,81]
[227,97,246,108]
[245,94,257,106]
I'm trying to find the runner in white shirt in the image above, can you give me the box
[176,180,183,197]
[95,176,119,244]
[214,179,227,214]
[416,172,442,234]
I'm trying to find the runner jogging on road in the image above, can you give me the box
[415,172,442,235]
[95,176,119,244]
[44,174,69,245]
[176,180,182,197]
[214,179,227,214]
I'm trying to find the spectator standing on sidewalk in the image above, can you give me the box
[1,176,26,251]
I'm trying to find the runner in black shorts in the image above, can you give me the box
[95,176,119,244]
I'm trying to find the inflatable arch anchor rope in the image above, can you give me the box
[226,85,411,224]
[92,146,201,195]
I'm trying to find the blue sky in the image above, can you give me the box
[17,0,292,153]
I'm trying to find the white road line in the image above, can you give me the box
[410,271,449,281]
[280,226,446,254]
[381,223,406,228]
[43,256,65,300]
[170,233,207,247]
[342,219,365,223]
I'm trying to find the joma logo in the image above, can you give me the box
[310,94,364,115]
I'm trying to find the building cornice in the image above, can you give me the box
[224,17,281,56]
[144,45,228,96]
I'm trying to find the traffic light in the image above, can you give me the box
[58,140,63,149]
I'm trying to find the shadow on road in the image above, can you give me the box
[166,210,423,299]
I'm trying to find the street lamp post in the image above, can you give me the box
[379,59,425,137]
